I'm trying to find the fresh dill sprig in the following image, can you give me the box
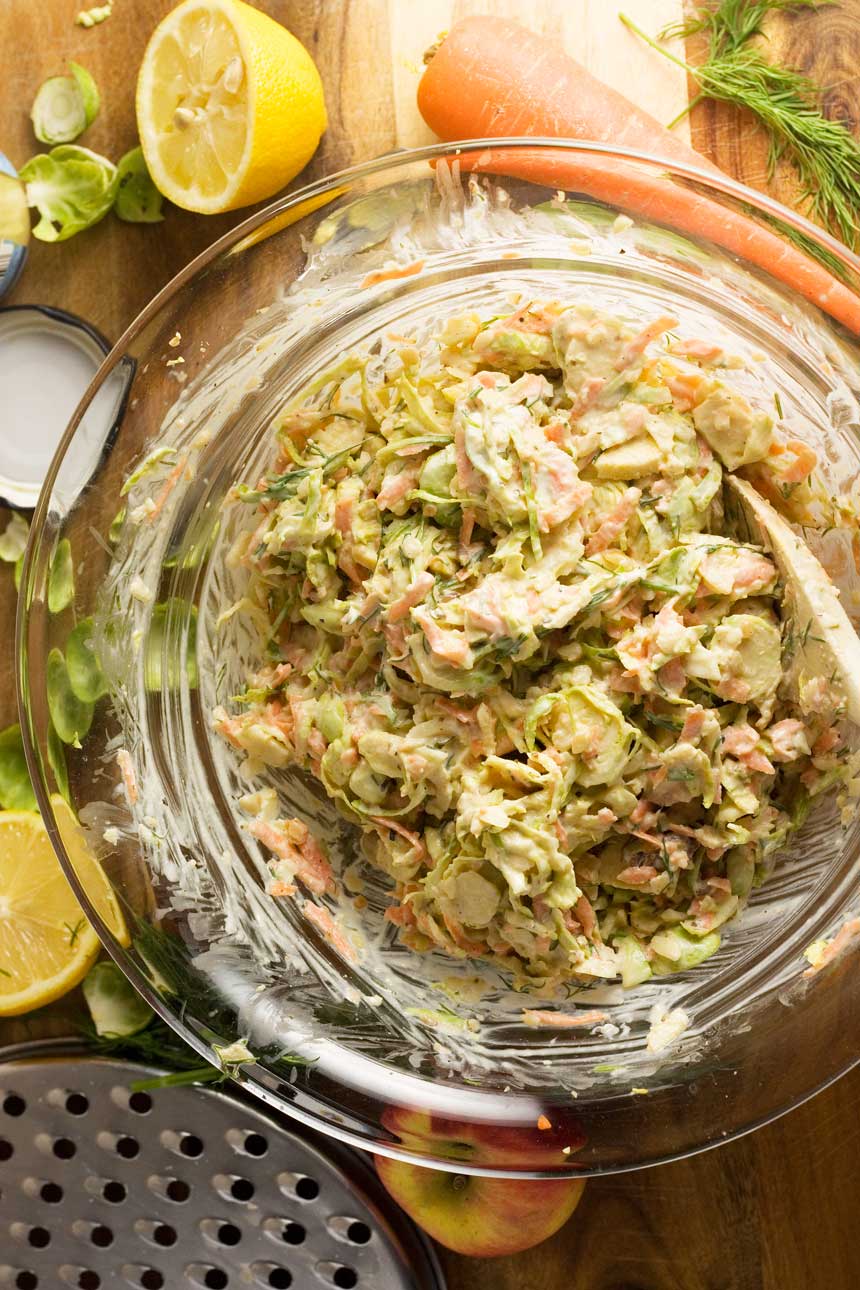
[620,2,860,253]
[661,0,822,54]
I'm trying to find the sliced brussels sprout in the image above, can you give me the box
[651,926,722,974]
[613,933,652,988]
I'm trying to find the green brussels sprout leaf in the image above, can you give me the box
[0,724,37,812]
[83,960,154,1037]
[66,617,109,703]
[48,538,75,613]
[47,648,94,745]
[0,512,28,564]
[47,721,70,804]
[69,63,100,127]
[114,146,163,224]
[21,145,118,242]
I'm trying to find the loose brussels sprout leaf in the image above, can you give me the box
[47,721,70,804]
[21,145,118,242]
[66,616,108,703]
[47,647,94,745]
[83,960,154,1037]
[0,512,28,564]
[0,724,37,812]
[48,538,75,613]
[114,146,163,224]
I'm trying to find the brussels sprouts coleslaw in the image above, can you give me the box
[215,298,851,993]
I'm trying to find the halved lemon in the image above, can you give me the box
[136,0,327,214]
[0,798,127,1016]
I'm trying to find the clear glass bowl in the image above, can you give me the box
[18,141,860,1177]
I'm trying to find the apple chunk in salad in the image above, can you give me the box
[216,299,852,991]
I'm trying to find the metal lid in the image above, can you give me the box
[0,305,120,509]
[0,1041,446,1290]
[0,152,28,300]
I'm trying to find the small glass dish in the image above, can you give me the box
[18,141,860,1177]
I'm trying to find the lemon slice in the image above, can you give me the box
[136,0,326,214]
[0,798,127,1016]
[0,173,30,246]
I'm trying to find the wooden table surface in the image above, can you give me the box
[2,2,860,1287]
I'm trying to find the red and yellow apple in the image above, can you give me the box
[374,1106,586,1257]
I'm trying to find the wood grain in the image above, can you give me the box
[2,4,860,1289]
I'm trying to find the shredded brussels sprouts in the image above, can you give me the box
[215,298,851,991]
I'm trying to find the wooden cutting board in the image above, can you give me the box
[2,4,860,1289]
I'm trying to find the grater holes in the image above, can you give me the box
[203,1273,228,1289]
[53,1137,76,1160]
[166,1179,191,1203]
[40,1182,63,1204]
[129,1091,152,1115]
[153,1225,177,1248]
[28,1227,51,1249]
[116,1135,140,1160]
[230,1178,254,1202]
[3,1093,26,1117]
[78,1274,100,1290]
[243,1133,267,1157]
[139,1273,164,1290]
[249,1268,291,1289]
[217,1223,241,1247]
[103,1180,127,1204]
[333,1270,358,1289]
[91,1226,114,1248]
[65,1093,89,1116]
[180,1134,203,1158]
[15,1273,37,1289]
[280,1222,305,1246]
[0,1138,12,1161]
[295,1176,318,1200]
[347,1222,371,1246]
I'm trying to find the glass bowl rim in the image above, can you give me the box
[16,137,860,1176]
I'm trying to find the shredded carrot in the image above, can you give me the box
[305,902,357,963]
[146,454,190,521]
[361,260,425,289]
[116,749,137,805]
[523,1009,609,1028]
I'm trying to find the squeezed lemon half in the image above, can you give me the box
[136,0,326,215]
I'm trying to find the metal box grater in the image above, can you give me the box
[0,1041,446,1290]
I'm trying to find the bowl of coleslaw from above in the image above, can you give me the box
[18,141,860,1177]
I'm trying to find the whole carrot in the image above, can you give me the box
[417,17,860,336]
